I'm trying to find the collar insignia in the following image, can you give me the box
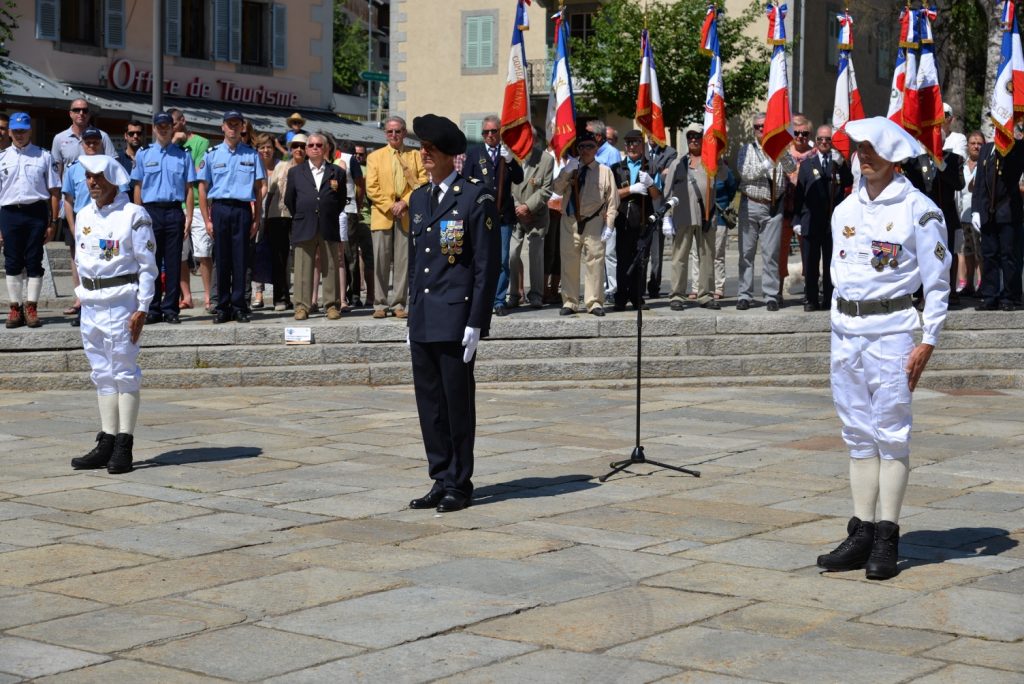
[413,214,422,224]
[842,225,856,238]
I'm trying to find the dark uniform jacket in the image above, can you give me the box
[793,153,853,237]
[902,151,964,237]
[407,175,500,343]
[609,157,655,233]
[462,144,523,225]
[971,142,1024,226]
[284,162,348,243]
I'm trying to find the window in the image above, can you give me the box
[181,0,207,59]
[38,0,122,48]
[826,10,841,68]
[462,118,483,144]
[568,12,596,42]
[462,12,497,75]
[241,1,267,66]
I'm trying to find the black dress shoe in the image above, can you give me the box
[590,307,605,317]
[736,299,750,311]
[975,301,998,311]
[804,302,818,312]
[234,311,251,323]
[669,300,685,311]
[409,487,445,509]
[213,312,231,324]
[493,305,509,316]
[612,303,626,312]
[700,299,721,310]
[70,314,80,327]
[164,313,181,324]
[436,492,471,512]
[766,299,779,312]
[145,312,163,324]
[1001,301,1016,311]
[559,307,575,316]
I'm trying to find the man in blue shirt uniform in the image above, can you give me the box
[197,111,266,323]
[406,114,499,514]
[131,112,197,324]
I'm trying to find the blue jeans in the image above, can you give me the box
[493,223,513,308]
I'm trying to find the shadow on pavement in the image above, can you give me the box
[899,527,1017,570]
[135,446,263,469]
[472,474,597,505]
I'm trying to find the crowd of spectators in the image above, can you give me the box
[3,100,1022,331]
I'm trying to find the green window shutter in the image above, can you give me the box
[272,4,287,69]
[36,0,59,40]
[105,0,126,49]
[165,0,181,56]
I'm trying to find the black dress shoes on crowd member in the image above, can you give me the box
[736,299,750,311]
[164,313,181,324]
[865,520,900,580]
[409,486,446,509]
[669,300,685,311]
[71,432,115,470]
[1001,301,1017,311]
[145,312,163,324]
[766,299,779,312]
[817,516,876,571]
[590,307,605,317]
[234,311,251,323]
[559,307,575,316]
[213,312,231,324]
[493,305,509,317]
[436,491,471,513]
[701,299,721,310]
[975,301,999,311]
[804,301,819,312]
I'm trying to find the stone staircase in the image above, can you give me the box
[2,306,1022,391]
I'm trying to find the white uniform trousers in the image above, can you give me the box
[830,330,914,460]
[80,292,142,395]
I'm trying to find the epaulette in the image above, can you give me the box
[476,193,495,205]
[918,211,943,227]
[467,177,481,184]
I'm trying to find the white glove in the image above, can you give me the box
[500,144,514,163]
[637,171,655,188]
[628,182,649,196]
[792,223,802,237]
[971,211,981,232]
[601,225,614,242]
[462,326,481,363]
[339,213,349,242]
[406,329,410,347]
[562,156,580,174]
[662,216,675,237]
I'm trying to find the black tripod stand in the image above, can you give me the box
[600,204,700,482]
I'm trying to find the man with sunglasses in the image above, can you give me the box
[116,121,145,183]
[463,116,523,316]
[130,112,197,325]
[793,124,852,312]
[736,112,785,311]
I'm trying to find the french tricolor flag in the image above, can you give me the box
[991,0,1019,155]
[699,5,727,183]
[546,11,576,159]
[761,3,792,162]
[500,0,533,161]
[900,8,921,135]
[912,8,945,162]
[831,11,864,160]
[886,8,913,125]
[635,29,666,147]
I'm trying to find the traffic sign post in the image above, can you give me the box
[360,71,388,83]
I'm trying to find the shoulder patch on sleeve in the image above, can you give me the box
[918,210,943,227]
[934,241,947,261]
[132,216,152,231]
[476,193,495,205]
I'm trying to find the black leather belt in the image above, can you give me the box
[81,273,139,291]
[836,294,914,317]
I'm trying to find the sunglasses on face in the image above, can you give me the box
[306,142,324,148]
[816,136,832,143]
[385,129,404,136]
[71,108,89,114]
[625,140,643,146]
[126,131,142,137]
[753,124,764,130]
[482,129,499,135]
[686,134,701,141]
[794,130,810,138]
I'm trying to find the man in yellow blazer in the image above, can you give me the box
[366,115,427,318]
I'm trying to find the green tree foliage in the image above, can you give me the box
[333,7,368,93]
[570,0,769,134]
[0,0,19,93]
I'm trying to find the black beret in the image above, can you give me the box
[576,128,597,145]
[624,129,644,140]
[412,114,467,155]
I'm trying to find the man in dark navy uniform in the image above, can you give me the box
[406,114,499,513]
[971,133,1024,311]
[462,115,522,316]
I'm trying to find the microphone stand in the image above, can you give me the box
[600,199,700,482]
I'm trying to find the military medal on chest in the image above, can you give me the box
[98,238,120,261]
[870,240,901,271]
[439,220,464,264]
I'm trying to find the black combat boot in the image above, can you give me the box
[817,516,876,571]
[107,433,134,474]
[71,432,115,470]
[865,520,900,580]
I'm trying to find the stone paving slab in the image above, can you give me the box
[2,385,1024,682]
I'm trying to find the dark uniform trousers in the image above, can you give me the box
[211,200,251,315]
[407,175,499,498]
[144,204,185,317]
[980,223,1021,306]
[0,202,49,277]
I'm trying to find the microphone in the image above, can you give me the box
[649,196,679,223]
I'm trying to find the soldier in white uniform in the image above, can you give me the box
[817,118,951,580]
[69,155,158,475]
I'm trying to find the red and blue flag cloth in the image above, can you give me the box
[991,0,1024,155]
[831,10,864,160]
[699,4,727,184]
[635,29,666,147]
[761,3,793,162]
[886,7,915,125]
[500,0,534,161]
[545,10,576,159]
[908,8,944,162]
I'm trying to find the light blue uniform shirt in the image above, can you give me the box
[61,159,128,213]
[197,142,265,201]
[130,142,197,203]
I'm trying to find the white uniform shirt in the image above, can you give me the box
[0,144,61,205]
[73,193,158,312]
[830,174,951,346]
